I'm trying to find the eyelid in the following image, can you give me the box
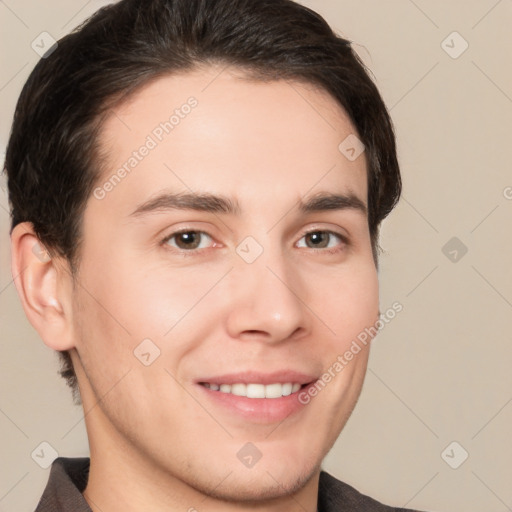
[297,224,350,243]
[160,224,350,255]
[160,228,219,255]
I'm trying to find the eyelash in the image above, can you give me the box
[160,228,349,256]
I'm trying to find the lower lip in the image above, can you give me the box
[197,384,313,423]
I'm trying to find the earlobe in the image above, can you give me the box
[10,222,76,351]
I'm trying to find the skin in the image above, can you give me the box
[11,65,379,512]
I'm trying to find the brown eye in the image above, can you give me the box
[297,230,346,250]
[305,231,329,248]
[164,231,213,250]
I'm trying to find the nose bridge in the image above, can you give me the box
[225,239,309,342]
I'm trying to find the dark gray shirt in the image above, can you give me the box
[35,458,425,512]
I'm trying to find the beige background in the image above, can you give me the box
[1,1,511,511]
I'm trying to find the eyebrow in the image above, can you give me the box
[128,190,367,218]
[298,191,367,216]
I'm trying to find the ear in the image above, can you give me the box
[10,222,76,351]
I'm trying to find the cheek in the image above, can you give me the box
[78,255,198,336]
[72,255,224,377]
[72,277,134,386]
[312,262,379,348]
[71,259,157,380]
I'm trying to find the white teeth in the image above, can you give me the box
[282,383,293,396]
[247,383,265,398]
[265,383,283,398]
[204,382,303,398]
[231,383,246,396]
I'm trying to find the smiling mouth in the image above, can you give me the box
[200,382,305,399]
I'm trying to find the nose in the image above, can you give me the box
[224,252,311,344]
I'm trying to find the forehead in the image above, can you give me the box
[93,66,367,216]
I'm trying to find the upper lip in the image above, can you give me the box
[197,370,318,386]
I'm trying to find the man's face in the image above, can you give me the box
[70,66,379,501]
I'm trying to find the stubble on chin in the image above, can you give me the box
[178,457,322,506]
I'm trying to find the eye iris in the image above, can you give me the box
[176,231,200,249]
[307,231,329,248]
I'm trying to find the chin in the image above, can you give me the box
[201,464,320,503]
[183,452,322,504]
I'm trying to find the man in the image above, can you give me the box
[6,0,423,510]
